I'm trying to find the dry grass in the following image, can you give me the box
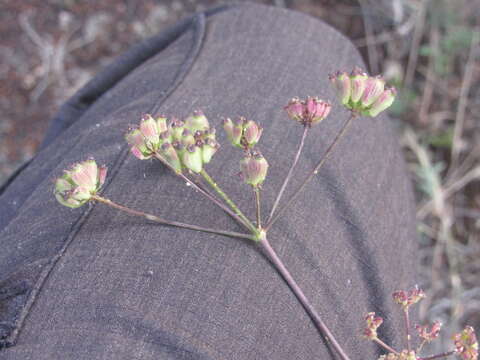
[0,0,478,352]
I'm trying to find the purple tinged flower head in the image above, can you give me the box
[416,321,442,343]
[185,110,210,133]
[329,67,396,117]
[454,326,478,360]
[54,158,107,208]
[240,151,268,187]
[363,312,383,340]
[223,117,262,150]
[392,286,426,311]
[284,97,331,126]
[169,117,185,142]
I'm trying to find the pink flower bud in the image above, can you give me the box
[416,321,442,342]
[185,110,210,133]
[125,128,152,159]
[284,97,304,122]
[240,152,268,187]
[454,326,478,360]
[54,159,107,208]
[243,120,263,148]
[361,76,385,107]
[139,114,160,147]
[363,312,383,340]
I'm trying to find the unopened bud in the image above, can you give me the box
[126,128,152,159]
[185,110,210,133]
[201,138,219,164]
[170,118,185,141]
[240,153,268,187]
[365,87,397,117]
[223,117,242,147]
[160,143,182,173]
[156,115,168,133]
[139,114,160,148]
[182,145,203,173]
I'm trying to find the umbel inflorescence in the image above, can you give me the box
[53,68,477,360]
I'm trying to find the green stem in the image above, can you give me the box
[92,195,255,241]
[254,187,262,229]
[153,152,251,232]
[200,169,258,236]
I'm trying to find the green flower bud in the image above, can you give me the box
[160,142,182,173]
[182,145,203,173]
[156,115,168,133]
[185,110,210,133]
[222,117,242,147]
[201,138,219,164]
[181,128,195,147]
[240,152,268,187]
[125,128,152,159]
[170,118,185,141]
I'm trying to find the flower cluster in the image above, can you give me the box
[454,326,478,360]
[329,67,396,117]
[54,158,107,208]
[125,111,219,174]
[363,312,383,340]
[392,287,426,311]
[416,321,442,343]
[284,96,331,126]
[222,116,263,150]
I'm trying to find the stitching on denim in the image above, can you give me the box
[2,13,206,349]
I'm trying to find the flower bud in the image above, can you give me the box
[170,118,185,141]
[363,312,383,340]
[160,142,182,173]
[243,120,263,147]
[139,114,160,148]
[350,67,369,103]
[54,159,107,208]
[156,115,168,133]
[329,71,351,105]
[453,326,478,360]
[416,321,442,342]
[365,87,397,117]
[284,97,304,122]
[361,76,385,107]
[201,138,219,164]
[181,129,195,147]
[125,128,152,159]
[185,110,210,133]
[240,153,268,187]
[182,145,203,173]
[223,117,242,147]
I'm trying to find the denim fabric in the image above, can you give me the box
[0,3,417,359]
